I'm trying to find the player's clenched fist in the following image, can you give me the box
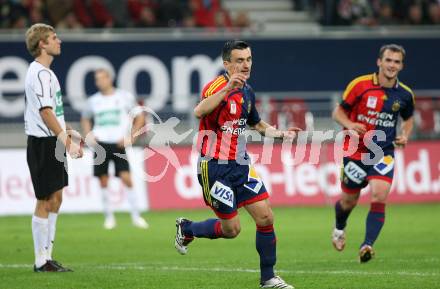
[227,65,247,90]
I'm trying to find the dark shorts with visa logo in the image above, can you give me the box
[340,153,395,194]
[197,159,269,219]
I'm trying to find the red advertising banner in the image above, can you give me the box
[145,141,440,210]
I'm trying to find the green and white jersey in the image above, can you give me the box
[82,89,138,143]
[24,61,65,137]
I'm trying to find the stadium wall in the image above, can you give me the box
[0,148,148,216]
[146,141,440,210]
[0,141,439,215]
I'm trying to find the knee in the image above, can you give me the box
[50,194,62,208]
[36,199,51,213]
[222,225,241,238]
[256,212,274,227]
[123,178,132,188]
[56,194,62,205]
[100,176,109,187]
[371,192,387,203]
[120,174,132,187]
[340,198,358,210]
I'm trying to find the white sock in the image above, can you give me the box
[101,187,114,219]
[32,215,48,268]
[126,187,140,220]
[47,213,58,261]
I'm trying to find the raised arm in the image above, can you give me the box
[194,68,247,119]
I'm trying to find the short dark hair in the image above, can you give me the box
[222,40,250,61]
[379,44,406,60]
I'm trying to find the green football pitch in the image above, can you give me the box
[0,204,439,289]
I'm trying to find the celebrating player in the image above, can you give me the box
[81,69,148,230]
[175,40,300,288]
[331,44,415,262]
[25,23,83,272]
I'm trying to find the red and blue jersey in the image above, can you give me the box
[340,73,415,160]
[197,73,261,160]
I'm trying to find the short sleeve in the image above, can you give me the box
[340,79,362,110]
[201,76,227,100]
[400,92,415,120]
[247,90,261,126]
[35,70,53,109]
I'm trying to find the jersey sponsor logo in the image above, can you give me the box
[96,109,121,126]
[210,181,234,208]
[244,165,263,194]
[220,125,246,135]
[367,96,377,109]
[344,161,367,184]
[230,101,236,114]
[374,155,394,175]
[357,111,396,127]
[220,118,247,135]
[55,90,64,116]
[392,101,400,112]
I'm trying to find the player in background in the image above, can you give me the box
[332,44,415,262]
[25,23,83,272]
[175,40,300,289]
[81,69,148,230]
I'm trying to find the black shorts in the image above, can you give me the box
[93,142,130,177]
[27,136,68,200]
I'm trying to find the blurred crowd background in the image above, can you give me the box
[1,0,440,31]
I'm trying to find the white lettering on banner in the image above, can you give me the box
[309,130,334,164]
[172,55,223,112]
[0,54,223,117]
[403,150,432,194]
[66,56,114,111]
[118,55,169,111]
[0,149,147,215]
[318,163,341,197]
[171,145,440,204]
[253,164,272,194]
[0,57,27,117]
[174,153,201,199]
[296,164,319,196]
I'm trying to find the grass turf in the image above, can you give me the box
[0,204,439,289]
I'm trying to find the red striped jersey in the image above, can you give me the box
[197,73,261,161]
[340,73,415,160]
